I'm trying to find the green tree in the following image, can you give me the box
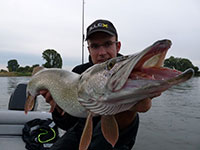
[7,59,19,72]
[16,64,39,73]
[164,56,199,75]
[42,49,62,68]
[16,67,25,72]
[0,69,7,72]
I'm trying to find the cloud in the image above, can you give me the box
[0,0,200,69]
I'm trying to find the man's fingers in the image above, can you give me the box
[39,90,48,95]
[49,100,56,113]
[39,90,54,104]
[135,98,152,113]
[132,93,162,113]
[150,93,161,99]
[55,105,65,116]
[129,98,152,113]
[38,90,65,115]
[45,92,52,103]
[60,111,65,116]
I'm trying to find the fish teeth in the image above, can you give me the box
[152,75,155,80]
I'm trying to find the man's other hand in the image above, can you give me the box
[39,89,65,115]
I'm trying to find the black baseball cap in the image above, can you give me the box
[86,19,118,40]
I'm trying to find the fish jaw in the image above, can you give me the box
[166,68,194,85]
[107,39,172,91]
[101,68,194,105]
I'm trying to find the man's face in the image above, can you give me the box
[87,32,121,64]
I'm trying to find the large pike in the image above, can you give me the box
[25,39,194,150]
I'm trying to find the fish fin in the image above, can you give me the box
[101,115,119,147]
[79,112,93,150]
[24,94,35,114]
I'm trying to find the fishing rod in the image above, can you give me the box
[81,0,85,64]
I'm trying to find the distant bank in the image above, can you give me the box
[0,72,31,77]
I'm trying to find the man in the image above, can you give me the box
[41,19,152,150]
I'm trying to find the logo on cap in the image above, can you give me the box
[89,23,108,32]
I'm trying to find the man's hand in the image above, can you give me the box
[39,89,65,115]
[115,93,161,130]
[131,92,161,112]
[115,98,152,130]
[132,98,152,113]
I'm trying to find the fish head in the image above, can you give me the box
[78,39,194,115]
[78,39,172,95]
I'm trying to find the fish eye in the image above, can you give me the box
[107,60,116,70]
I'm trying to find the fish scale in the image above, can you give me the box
[78,98,135,115]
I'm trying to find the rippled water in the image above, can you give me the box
[134,77,200,150]
[0,77,200,150]
[0,76,50,111]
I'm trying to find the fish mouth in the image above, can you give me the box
[129,39,180,80]
[108,39,193,91]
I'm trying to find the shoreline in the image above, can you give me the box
[0,72,31,77]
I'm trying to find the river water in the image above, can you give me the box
[0,77,200,150]
[0,76,50,111]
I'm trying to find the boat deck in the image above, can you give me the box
[0,110,51,150]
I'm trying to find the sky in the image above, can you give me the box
[0,0,200,71]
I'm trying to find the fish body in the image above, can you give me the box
[25,39,194,150]
[25,69,88,117]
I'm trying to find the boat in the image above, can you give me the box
[0,83,52,150]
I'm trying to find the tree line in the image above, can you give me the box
[1,49,200,76]
[4,49,62,73]
[164,56,200,76]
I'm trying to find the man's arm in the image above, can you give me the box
[39,90,78,130]
[115,98,152,130]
